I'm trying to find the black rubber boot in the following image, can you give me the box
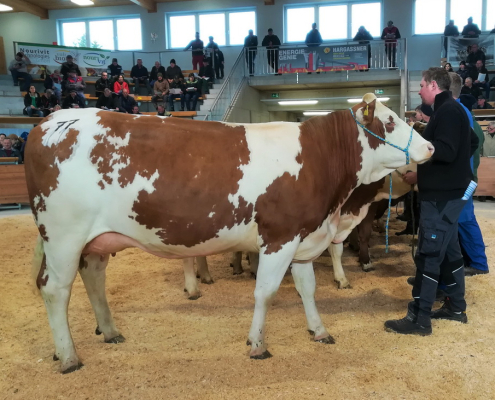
[431,298,468,323]
[385,306,432,336]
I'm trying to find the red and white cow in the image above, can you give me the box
[26,94,433,373]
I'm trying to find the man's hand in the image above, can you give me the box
[30,105,36,109]
[475,80,480,83]
[402,171,417,185]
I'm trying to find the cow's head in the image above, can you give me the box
[351,94,433,179]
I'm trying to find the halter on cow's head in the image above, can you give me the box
[351,94,434,181]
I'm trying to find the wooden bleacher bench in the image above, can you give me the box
[0,116,43,124]
[0,157,19,165]
[0,163,29,205]
[141,111,197,118]
[477,158,495,197]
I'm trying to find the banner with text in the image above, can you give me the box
[446,36,495,66]
[278,44,369,74]
[15,42,112,75]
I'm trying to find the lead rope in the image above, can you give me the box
[385,173,393,253]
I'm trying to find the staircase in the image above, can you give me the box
[0,75,25,116]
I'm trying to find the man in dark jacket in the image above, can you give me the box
[470,60,490,98]
[107,58,123,81]
[473,95,494,110]
[460,77,482,98]
[262,28,281,74]
[60,55,81,80]
[62,89,85,109]
[381,20,401,68]
[198,58,214,94]
[443,20,459,56]
[185,32,205,70]
[353,26,373,70]
[0,138,22,163]
[96,88,119,111]
[213,48,225,79]
[150,61,166,87]
[305,23,322,47]
[166,59,183,81]
[119,89,137,113]
[131,59,151,95]
[95,72,112,98]
[244,30,258,76]
[462,17,481,38]
[466,43,486,68]
[205,36,219,66]
[385,67,478,336]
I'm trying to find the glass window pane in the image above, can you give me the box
[287,7,315,42]
[199,13,226,46]
[451,0,482,34]
[116,18,142,50]
[352,3,381,38]
[229,11,256,45]
[488,0,495,31]
[319,5,347,40]
[62,22,87,47]
[169,15,196,48]
[89,20,114,50]
[415,0,446,34]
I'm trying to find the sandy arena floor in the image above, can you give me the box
[0,209,494,400]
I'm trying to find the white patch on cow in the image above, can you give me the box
[208,212,215,218]
[107,131,131,149]
[227,122,303,207]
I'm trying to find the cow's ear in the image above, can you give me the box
[352,98,376,124]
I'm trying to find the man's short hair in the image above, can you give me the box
[478,95,485,100]
[465,77,472,83]
[422,67,451,91]
[67,55,73,59]
[16,52,23,57]
[488,121,495,129]
[449,72,462,98]
[268,28,273,32]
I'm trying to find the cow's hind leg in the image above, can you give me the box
[292,261,334,343]
[78,254,124,344]
[329,243,351,289]
[248,240,299,359]
[183,258,201,300]
[248,252,259,278]
[38,244,82,374]
[230,252,244,275]
[357,214,375,271]
[196,257,213,284]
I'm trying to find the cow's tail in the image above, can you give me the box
[31,234,45,295]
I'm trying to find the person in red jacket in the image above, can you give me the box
[113,74,129,95]
[381,20,401,69]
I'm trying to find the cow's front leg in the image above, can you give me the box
[329,243,351,289]
[248,240,299,359]
[195,257,213,284]
[183,258,201,299]
[292,261,334,343]
[230,252,243,275]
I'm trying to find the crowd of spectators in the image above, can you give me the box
[0,132,29,163]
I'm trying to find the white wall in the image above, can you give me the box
[0,0,445,75]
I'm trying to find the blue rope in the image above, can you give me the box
[349,107,414,253]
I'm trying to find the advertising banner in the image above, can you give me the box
[446,36,495,66]
[14,42,112,74]
[278,44,369,73]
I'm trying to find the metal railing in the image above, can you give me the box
[206,50,246,121]
[243,39,406,76]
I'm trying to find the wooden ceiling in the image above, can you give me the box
[1,0,275,19]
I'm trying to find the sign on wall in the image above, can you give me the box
[278,45,369,74]
[15,42,112,70]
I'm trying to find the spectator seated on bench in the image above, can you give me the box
[152,73,169,108]
[150,61,166,88]
[0,138,22,163]
[40,89,60,116]
[168,76,185,112]
[60,55,81,81]
[23,85,44,117]
[131,105,141,115]
[9,51,32,91]
[108,58,123,82]
[64,69,86,100]
[184,73,200,111]
[166,59,184,81]
[114,74,129,95]
[96,88,120,111]
[95,72,112,98]
[119,89,137,113]
[44,69,63,101]
[0,133,5,149]
[131,58,151,95]
[157,104,171,117]
[62,89,86,109]
[198,58,214,95]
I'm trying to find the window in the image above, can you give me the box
[488,0,495,31]
[414,0,446,34]
[200,13,226,46]
[319,5,347,40]
[352,3,382,37]
[59,17,142,50]
[166,9,256,48]
[285,2,382,42]
[451,0,482,32]
[229,11,256,45]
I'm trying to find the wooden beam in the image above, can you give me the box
[264,0,275,4]
[0,37,7,75]
[0,0,48,19]
[129,0,157,13]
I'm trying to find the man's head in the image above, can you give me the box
[2,138,12,150]
[449,72,462,99]
[66,55,73,63]
[157,104,165,114]
[387,20,393,27]
[70,89,77,98]
[112,58,118,65]
[268,28,273,35]
[419,67,451,105]
[459,60,466,70]
[203,58,209,66]
[0,133,6,142]
[471,43,478,52]
[209,36,214,42]
[468,17,473,24]
[132,105,140,114]
[137,58,143,66]
[414,105,424,121]
[312,23,317,30]
[476,60,484,69]
[157,73,163,81]
[53,105,61,112]
[170,59,176,67]
[155,61,160,68]
[45,89,54,97]
[122,88,129,97]
[465,77,473,87]
[188,72,195,81]
[15,52,23,61]
[449,20,454,26]
[104,88,111,97]
[195,32,200,40]
[478,95,486,107]
[101,72,108,80]
[248,29,253,36]
[358,26,366,33]
[488,121,495,135]
[69,69,77,78]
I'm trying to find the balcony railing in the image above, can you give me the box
[242,39,406,77]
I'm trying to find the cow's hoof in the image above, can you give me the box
[307,329,315,335]
[196,274,200,279]
[315,335,335,344]
[200,278,214,284]
[335,279,352,289]
[53,354,59,361]
[246,339,252,346]
[250,350,272,360]
[362,263,374,272]
[95,326,102,335]
[250,273,257,280]
[229,263,234,268]
[62,362,84,374]
[105,335,126,344]
[188,294,201,300]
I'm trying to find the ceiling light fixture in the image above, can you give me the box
[278,100,318,106]
[347,97,390,103]
[303,111,332,116]
[71,0,94,6]
[0,4,13,11]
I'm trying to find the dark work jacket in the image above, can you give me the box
[131,65,149,79]
[469,66,489,83]
[466,50,486,66]
[96,93,118,109]
[185,39,204,56]
[166,65,183,80]
[353,30,373,43]
[60,62,81,80]
[108,63,123,77]
[244,35,259,51]
[462,23,481,37]
[305,29,322,46]
[417,91,478,201]
[150,66,166,81]
[95,78,112,94]
[23,92,43,109]
[119,95,137,113]
[262,34,281,48]
[199,65,214,81]
[444,25,459,36]
[461,85,482,98]
[62,95,85,109]
[456,68,470,82]
[40,94,59,109]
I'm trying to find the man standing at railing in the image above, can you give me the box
[381,20,401,69]
[305,23,322,47]
[244,30,258,76]
[443,20,459,57]
[262,28,281,75]
[184,32,204,71]
[353,26,373,71]
[462,17,481,38]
